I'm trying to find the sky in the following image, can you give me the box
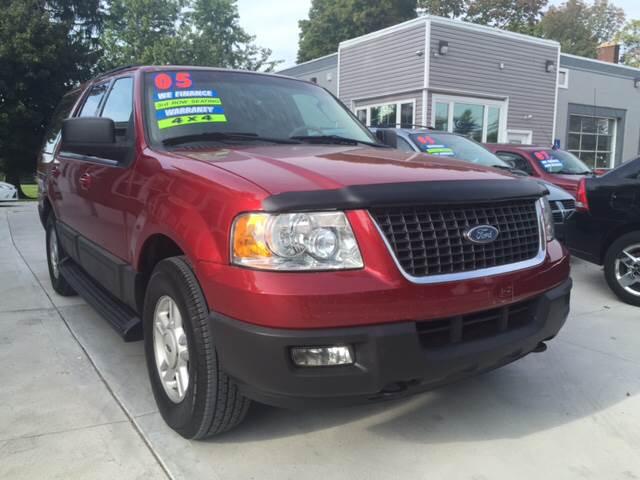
[236,0,640,69]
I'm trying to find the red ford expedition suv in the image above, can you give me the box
[38,66,571,439]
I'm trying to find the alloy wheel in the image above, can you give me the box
[614,243,640,297]
[153,295,190,403]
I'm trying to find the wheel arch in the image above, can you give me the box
[601,223,640,263]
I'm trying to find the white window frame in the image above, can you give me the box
[558,68,569,89]
[567,114,617,169]
[354,98,416,128]
[431,94,508,143]
[506,129,533,145]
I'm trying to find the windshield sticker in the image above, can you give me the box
[535,150,563,171]
[416,135,437,145]
[153,72,227,129]
[425,146,455,156]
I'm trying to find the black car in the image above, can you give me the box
[565,157,640,306]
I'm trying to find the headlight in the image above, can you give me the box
[540,196,555,242]
[231,211,364,271]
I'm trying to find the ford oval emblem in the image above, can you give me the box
[464,225,500,244]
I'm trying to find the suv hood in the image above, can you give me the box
[176,145,518,195]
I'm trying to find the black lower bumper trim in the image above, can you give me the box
[210,278,572,408]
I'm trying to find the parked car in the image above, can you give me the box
[565,157,640,306]
[0,182,18,201]
[372,128,576,239]
[485,144,593,198]
[39,66,571,439]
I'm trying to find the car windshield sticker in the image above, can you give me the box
[413,136,455,156]
[535,151,563,171]
[153,72,227,129]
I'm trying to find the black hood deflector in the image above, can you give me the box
[262,179,548,213]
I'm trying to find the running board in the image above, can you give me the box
[59,259,143,342]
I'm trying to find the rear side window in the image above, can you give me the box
[496,152,534,175]
[42,90,81,158]
[101,77,134,123]
[78,83,109,117]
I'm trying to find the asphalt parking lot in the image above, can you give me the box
[1,202,639,480]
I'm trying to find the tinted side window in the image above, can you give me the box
[497,152,534,175]
[397,137,415,152]
[101,77,134,123]
[78,83,109,117]
[42,90,81,156]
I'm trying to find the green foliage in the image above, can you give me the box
[0,0,96,192]
[465,0,548,35]
[417,0,547,34]
[540,0,625,58]
[297,0,418,63]
[417,0,466,18]
[616,20,640,68]
[99,0,278,71]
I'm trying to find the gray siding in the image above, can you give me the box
[429,22,559,144]
[339,21,426,109]
[557,57,640,164]
[277,54,338,94]
[354,91,424,126]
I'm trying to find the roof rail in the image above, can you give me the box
[95,65,139,79]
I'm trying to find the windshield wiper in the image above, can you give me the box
[556,170,592,175]
[163,132,301,146]
[290,134,388,148]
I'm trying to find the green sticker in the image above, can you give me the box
[426,147,455,155]
[158,114,227,130]
[154,97,222,110]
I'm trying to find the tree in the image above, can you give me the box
[297,0,418,63]
[465,0,548,35]
[417,0,547,35]
[0,0,98,197]
[540,0,625,58]
[616,20,640,68]
[416,0,466,18]
[99,0,278,71]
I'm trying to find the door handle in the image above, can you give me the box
[79,173,93,190]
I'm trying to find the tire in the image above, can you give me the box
[45,215,76,296]
[604,231,640,307]
[143,256,250,439]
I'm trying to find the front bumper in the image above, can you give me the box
[211,278,572,408]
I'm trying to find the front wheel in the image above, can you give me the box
[604,232,640,307]
[143,256,250,439]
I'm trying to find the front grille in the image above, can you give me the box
[551,199,576,223]
[371,200,540,277]
[416,300,535,349]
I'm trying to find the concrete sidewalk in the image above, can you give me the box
[1,202,639,480]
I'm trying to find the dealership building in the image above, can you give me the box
[278,16,640,169]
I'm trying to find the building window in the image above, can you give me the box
[354,100,415,128]
[568,114,616,169]
[432,95,506,143]
[558,68,569,89]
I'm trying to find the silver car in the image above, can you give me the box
[0,182,18,201]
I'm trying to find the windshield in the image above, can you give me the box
[409,132,510,168]
[532,149,592,174]
[144,69,376,146]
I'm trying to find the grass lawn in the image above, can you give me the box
[21,184,38,199]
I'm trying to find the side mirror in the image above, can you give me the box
[61,117,129,163]
[374,129,398,148]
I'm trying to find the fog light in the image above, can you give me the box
[291,346,354,367]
